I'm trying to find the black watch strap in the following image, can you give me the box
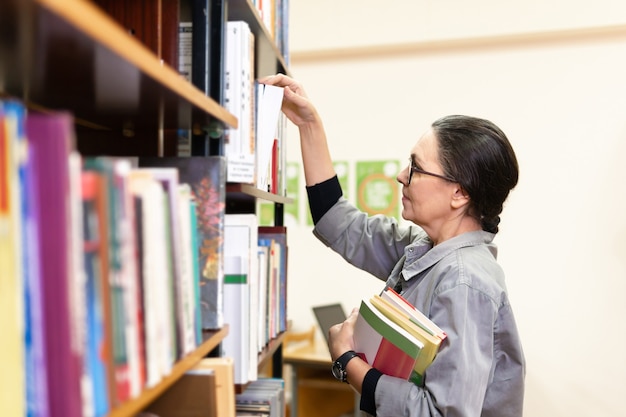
[332,350,359,383]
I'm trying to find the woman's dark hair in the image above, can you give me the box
[432,115,519,234]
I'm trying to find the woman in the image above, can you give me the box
[260,74,525,417]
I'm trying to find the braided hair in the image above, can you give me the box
[432,115,519,234]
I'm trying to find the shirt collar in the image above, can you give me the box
[401,230,496,279]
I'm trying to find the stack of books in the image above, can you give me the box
[354,288,447,386]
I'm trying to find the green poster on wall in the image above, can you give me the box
[355,160,401,218]
[284,161,300,224]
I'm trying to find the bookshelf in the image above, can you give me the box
[107,327,228,417]
[1,0,291,415]
[229,0,290,76]
[0,0,237,150]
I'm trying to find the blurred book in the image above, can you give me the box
[139,157,227,330]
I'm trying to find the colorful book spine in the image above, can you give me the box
[81,170,111,417]
[0,100,27,417]
[128,170,173,387]
[139,156,227,331]
[258,226,288,334]
[20,108,50,417]
[223,214,259,384]
[189,198,203,347]
[83,158,131,405]
[27,111,84,417]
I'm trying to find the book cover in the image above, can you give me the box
[26,111,84,417]
[131,191,148,389]
[19,108,51,417]
[128,170,175,387]
[370,294,442,379]
[139,167,189,360]
[188,197,203,346]
[256,242,270,350]
[257,238,273,342]
[82,163,118,407]
[139,157,227,330]
[177,183,200,356]
[81,170,112,417]
[68,152,90,417]
[257,237,279,343]
[223,214,259,385]
[83,157,134,404]
[236,378,285,417]
[258,226,288,334]
[111,159,146,398]
[224,20,256,183]
[0,100,26,417]
[354,298,425,386]
[380,287,447,341]
[255,83,284,192]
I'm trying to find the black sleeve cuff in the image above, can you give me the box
[305,175,343,225]
[360,368,383,416]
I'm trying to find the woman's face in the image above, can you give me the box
[397,129,459,239]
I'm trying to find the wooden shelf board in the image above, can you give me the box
[106,326,229,417]
[227,183,294,205]
[0,0,237,133]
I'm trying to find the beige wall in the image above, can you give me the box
[282,1,626,416]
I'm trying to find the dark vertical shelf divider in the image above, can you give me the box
[190,0,227,156]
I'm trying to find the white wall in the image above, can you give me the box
[282,1,626,416]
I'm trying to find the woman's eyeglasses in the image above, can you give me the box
[407,158,457,185]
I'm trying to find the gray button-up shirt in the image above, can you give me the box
[314,198,525,417]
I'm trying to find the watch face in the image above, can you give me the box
[332,361,344,381]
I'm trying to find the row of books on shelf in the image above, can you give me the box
[0,100,288,417]
[223,20,284,193]
[92,1,289,194]
[222,215,288,385]
[252,0,290,61]
[177,17,288,195]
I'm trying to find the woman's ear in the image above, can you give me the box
[450,185,471,209]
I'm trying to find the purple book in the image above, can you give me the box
[26,112,83,417]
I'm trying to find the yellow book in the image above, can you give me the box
[380,287,447,340]
[370,294,442,377]
[0,102,25,417]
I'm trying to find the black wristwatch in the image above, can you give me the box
[331,350,359,383]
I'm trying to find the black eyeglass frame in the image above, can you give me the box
[407,157,457,185]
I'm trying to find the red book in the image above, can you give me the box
[353,298,425,386]
[270,138,278,194]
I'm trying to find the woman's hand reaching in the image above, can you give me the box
[258,73,319,128]
[259,73,335,186]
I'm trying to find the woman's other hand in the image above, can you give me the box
[328,307,359,361]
